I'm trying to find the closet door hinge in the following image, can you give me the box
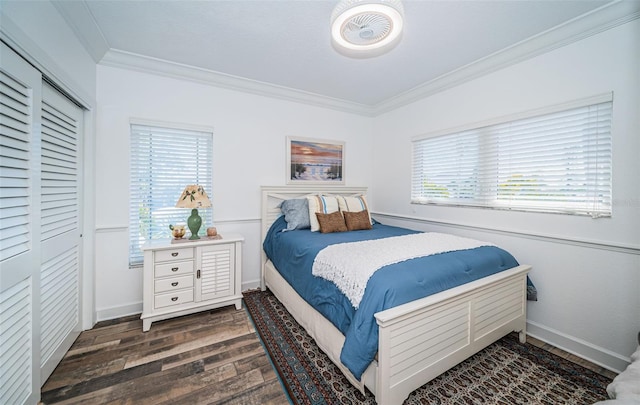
[197,269,201,279]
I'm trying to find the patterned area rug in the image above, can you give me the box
[243,289,611,405]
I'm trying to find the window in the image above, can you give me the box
[412,94,612,217]
[129,123,213,266]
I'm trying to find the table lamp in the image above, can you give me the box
[175,185,212,240]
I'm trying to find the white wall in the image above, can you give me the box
[94,65,373,319]
[370,20,640,372]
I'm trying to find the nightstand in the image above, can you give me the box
[140,234,244,331]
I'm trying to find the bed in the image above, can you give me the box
[260,186,531,405]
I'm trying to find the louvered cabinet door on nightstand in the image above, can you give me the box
[141,234,244,331]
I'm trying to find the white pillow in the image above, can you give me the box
[307,195,340,232]
[337,195,372,225]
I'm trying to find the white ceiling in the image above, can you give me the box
[53,0,638,114]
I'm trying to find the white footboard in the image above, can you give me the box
[374,265,530,405]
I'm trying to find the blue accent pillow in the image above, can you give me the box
[280,198,310,231]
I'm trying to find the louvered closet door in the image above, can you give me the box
[0,41,42,405]
[39,82,83,383]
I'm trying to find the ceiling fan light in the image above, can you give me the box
[331,0,404,58]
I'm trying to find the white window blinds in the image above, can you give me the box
[412,94,613,217]
[129,124,213,266]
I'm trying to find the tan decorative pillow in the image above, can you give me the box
[343,210,373,231]
[315,211,347,233]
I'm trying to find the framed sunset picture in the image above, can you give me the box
[286,137,345,184]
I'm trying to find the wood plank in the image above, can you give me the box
[154,368,265,404]
[40,306,288,404]
[211,379,290,405]
[160,333,259,370]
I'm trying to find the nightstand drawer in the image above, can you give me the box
[155,260,194,277]
[155,247,193,262]
[155,275,193,293]
[155,289,194,308]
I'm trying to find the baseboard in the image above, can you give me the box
[242,279,261,292]
[96,302,143,324]
[526,320,631,373]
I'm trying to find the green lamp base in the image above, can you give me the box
[187,208,202,240]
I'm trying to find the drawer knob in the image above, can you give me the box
[171,297,178,302]
[171,267,178,272]
[171,252,179,257]
[171,282,179,287]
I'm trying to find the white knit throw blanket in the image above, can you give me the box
[312,232,494,309]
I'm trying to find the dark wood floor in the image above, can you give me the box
[40,305,288,405]
[41,301,617,404]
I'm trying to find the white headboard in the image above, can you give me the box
[260,185,368,288]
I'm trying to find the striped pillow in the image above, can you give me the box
[307,195,340,232]
[337,195,372,226]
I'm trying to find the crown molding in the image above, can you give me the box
[52,0,109,64]
[94,0,638,117]
[99,49,375,117]
[371,0,640,116]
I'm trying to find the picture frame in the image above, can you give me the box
[286,136,345,185]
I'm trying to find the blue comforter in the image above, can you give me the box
[263,216,520,379]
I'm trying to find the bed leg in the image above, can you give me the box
[518,330,527,344]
